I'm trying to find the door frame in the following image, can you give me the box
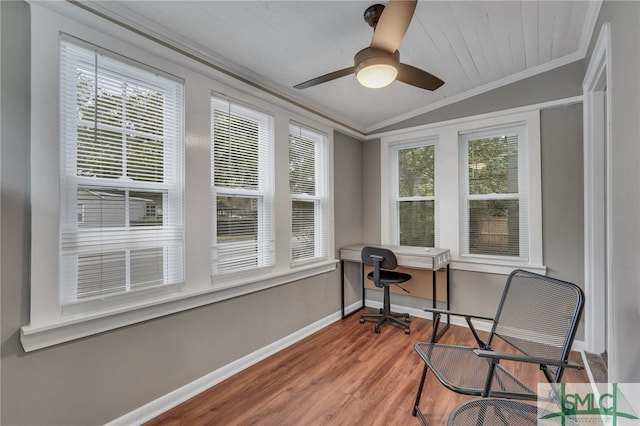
[582,22,613,377]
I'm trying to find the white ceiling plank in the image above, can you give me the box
[447,1,500,85]
[412,2,472,93]
[550,2,573,59]
[564,2,589,58]
[500,1,527,73]
[482,1,519,76]
[440,1,484,86]
[464,1,511,78]
[521,1,540,68]
[537,1,556,64]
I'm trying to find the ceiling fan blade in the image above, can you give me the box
[294,67,355,89]
[371,0,417,53]
[396,63,444,90]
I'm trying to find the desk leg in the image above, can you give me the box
[432,264,451,342]
[361,262,366,310]
[341,260,345,319]
[341,260,366,319]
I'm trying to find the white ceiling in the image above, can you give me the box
[82,1,601,135]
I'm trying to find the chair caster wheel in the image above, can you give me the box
[374,325,381,333]
[404,328,410,334]
[359,318,365,323]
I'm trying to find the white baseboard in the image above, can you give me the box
[108,299,586,425]
[106,309,344,426]
[365,298,585,351]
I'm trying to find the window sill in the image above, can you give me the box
[20,259,338,352]
[451,258,546,276]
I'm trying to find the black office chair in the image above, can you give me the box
[359,246,412,334]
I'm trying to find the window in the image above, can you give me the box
[289,123,329,263]
[380,110,542,274]
[59,37,184,312]
[390,141,437,247]
[25,5,335,351]
[460,128,527,259]
[211,97,274,275]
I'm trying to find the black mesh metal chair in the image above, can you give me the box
[447,398,581,426]
[359,246,412,334]
[412,269,584,425]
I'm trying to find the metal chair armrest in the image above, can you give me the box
[425,308,494,346]
[473,349,584,370]
[422,307,494,322]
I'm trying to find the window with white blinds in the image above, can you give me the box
[59,37,185,311]
[460,126,528,260]
[289,123,329,263]
[211,96,274,275]
[390,141,437,247]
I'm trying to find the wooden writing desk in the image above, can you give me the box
[339,244,451,339]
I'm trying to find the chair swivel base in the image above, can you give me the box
[360,308,411,334]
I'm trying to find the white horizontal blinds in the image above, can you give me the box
[59,39,184,307]
[211,96,274,275]
[395,143,436,247]
[461,128,528,259]
[289,122,328,263]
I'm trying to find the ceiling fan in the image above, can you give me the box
[294,0,444,91]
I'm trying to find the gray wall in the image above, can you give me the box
[0,2,365,424]
[585,1,640,382]
[334,131,365,306]
[540,104,584,286]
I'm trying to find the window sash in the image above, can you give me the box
[59,38,185,308]
[211,96,274,275]
[460,127,529,260]
[289,123,328,263]
[390,141,437,247]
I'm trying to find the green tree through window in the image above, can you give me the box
[397,144,435,247]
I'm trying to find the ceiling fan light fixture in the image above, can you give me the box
[356,63,398,88]
[354,47,400,89]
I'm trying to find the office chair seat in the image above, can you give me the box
[359,246,412,334]
[367,269,412,286]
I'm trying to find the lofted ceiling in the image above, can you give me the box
[81,1,601,135]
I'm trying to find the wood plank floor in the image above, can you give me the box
[146,310,589,426]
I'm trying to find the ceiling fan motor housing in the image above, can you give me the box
[363,4,386,28]
[354,47,400,74]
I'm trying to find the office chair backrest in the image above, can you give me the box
[489,269,584,383]
[361,246,398,270]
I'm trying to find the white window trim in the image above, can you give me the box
[210,96,275,277]
[289,123,331,265]
[58,36,186,313]
[23,3,336,352]
[388,138,439,247]
[458,125,528,263]
[381,109,544,275]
